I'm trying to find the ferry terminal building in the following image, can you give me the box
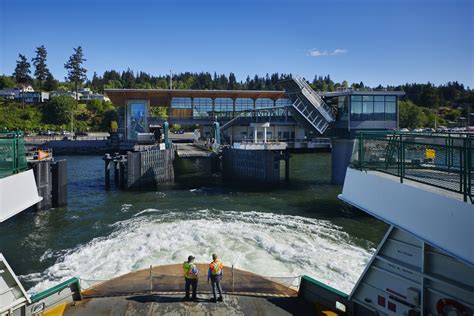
[104,88,405,143]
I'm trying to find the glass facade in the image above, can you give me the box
[235,98,254,117]
[275,98,292,107]
[351,96,363,121]
[275,98,291,116]
[166,97,294,120]
[214,98,233,117]
[350,95,397,121]
[170,97,192,109]
[330,96,349,121]
[255,98,274,109]
[193,98,212,117]
[385,96,397,121]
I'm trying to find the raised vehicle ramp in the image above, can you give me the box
[280,75,335,135]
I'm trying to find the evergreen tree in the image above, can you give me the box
[90,72,102,92]
[44,72,58,91]
[32,45,49,91]
[420,83,441,108]
[13,54,32,87]
[64,46,87,100]
[228,73,237,90]
[0,76,15,89]
[13,54,32,106]
[121,68,135,88]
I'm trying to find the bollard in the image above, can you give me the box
[118,155,127,189]
[103,153,111,188]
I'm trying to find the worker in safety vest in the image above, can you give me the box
[183,255,199,301]
[207,253,224,302]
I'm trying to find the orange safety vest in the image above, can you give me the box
[210,260,223,276]
[183,261,198,279]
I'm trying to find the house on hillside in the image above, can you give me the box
[0,86,49,103]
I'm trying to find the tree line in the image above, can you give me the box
[0,45,473,129]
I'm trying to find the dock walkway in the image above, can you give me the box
[175,143,216,158]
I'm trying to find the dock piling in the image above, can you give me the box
[114,160,119,183]
[103,153,112,188]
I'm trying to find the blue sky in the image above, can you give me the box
[0,0,473,87]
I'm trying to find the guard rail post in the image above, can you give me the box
[232,264,235,293]
[463,138,468,202]
[149,265,153,293]
[400,134,405,183]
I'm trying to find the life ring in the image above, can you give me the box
[436,298,469,316]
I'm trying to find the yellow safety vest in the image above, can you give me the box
[210,260,223,276]
[183,262,198,279]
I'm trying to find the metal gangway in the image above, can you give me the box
[280,75,335,134]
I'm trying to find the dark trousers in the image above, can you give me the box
[185,278,197,298]
[211,275,223,300]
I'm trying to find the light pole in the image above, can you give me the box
[169,70,172,90]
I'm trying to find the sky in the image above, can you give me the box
[0,0,473,87]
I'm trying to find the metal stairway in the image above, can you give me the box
[280,75,335,134]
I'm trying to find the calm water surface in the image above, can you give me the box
[0,153,387,294]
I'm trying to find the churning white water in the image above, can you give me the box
[23,209,373,294]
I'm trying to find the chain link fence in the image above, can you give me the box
[352,132,473,203]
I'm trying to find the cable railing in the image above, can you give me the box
[351,131,473,203]
[77,264,301,298]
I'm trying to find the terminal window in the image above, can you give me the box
[171,97,192,109]
[350,95,397,121]
[193,98,213,117]
[235,98,254,117]
[215,98,233,117]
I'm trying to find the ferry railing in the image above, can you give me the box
[352,131,473,203]
[78,269,302,298]
[0,131,28,178]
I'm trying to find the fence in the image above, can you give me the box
[0,131,27,178]
[351,131,473,203]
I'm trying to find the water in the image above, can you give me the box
[0,153,387,295]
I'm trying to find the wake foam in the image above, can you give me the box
[22,209,373,295]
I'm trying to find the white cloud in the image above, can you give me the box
[331,48,348,55]
[306,48,348,57]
